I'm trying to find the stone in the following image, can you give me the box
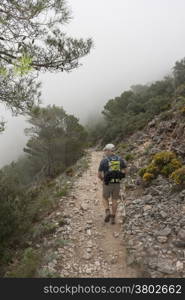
[182,205,185,212]
[160,211,168,219]
[143,205,152,212]
[94,199,98,205]
[83,253,92,260]
[85,224,92,230]
[157,259,175,275]
[129,165,138,175]
[157,236,168,243]
[152,135,162,143]
[62,213,70,218]
[150,148,160,155]
[176,261,184,272]
[127,255,135,266]
[86,247,92,253]
[113,232,119,238]
[87,220,93,225]
[180,218,185,227]
[143,195,153,204]
[178,229,185,241]
[110,255,118,264]
[80,203,88,211]
[87,240,93,248]
[95,261,100,267]
[56,212,62,216]
[86,229,92,236]
[86,268,92,275]
[148,120,156,127]
[157,227,171,237]
[64,264,71,270]
[63,271,70,277]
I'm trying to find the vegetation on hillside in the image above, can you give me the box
[24,105,87,178]
[0,105,88,275]
[138,151,182,182]
[87,58,185,145]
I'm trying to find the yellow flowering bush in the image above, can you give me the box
[138,151,182,183]
[152,151,176,166]
[143,172,155,182]
[146,163,160,176]
[170,167,185,185]
[161,159,182,177]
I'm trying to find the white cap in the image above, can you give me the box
[103,143,115,151]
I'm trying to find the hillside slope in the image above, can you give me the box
[119,109,185,277]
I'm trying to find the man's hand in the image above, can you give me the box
[97,171,103,181]
[120,168,127,179]
[121,168,127,175]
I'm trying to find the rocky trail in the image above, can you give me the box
[36,111,185,278]
[39,151,138,277]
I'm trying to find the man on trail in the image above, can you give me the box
[97,143,127,224]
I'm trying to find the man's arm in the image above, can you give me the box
[97,159,105,181]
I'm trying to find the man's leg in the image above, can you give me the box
[102,183,111,222]
[110,183,120,224]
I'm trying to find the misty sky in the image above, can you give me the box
[1,0,185,167]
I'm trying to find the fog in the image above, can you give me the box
[1,0,185,167]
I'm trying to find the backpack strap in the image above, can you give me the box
[106,155,120,162]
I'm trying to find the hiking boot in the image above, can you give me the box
[110,214,115,224]
[104,209,110,222]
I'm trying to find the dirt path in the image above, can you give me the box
[44,151,138,277]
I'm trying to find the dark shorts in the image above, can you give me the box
[102,183,120,199]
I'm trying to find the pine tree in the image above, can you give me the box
[0,0,92,130]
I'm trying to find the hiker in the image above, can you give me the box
[97,143,127,224]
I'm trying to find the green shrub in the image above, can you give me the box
[43,223,58,235]
[152,151,176,166]
[55,187,68,197]
[146,163,160,176]
[118,143,129,150]
[161,159,182,176]
[31,222,58,240]
[6,247,42,278]
[138,151,182,183]
[125,153,134,161]
[175,84,185,97]
[170,167,185,185]
[37,267,60,278]
[138,167,147,177]
[54,238,70,249]
[159,110,174,121]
